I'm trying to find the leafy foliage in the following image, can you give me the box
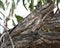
[0,0,5,10]
[22,0,28,10]
[12,20,16,26]
[15,14,23,22]
[57,0,60,3]
[0,0,23,31]
[11,0,15,15]
[29,0,34,11]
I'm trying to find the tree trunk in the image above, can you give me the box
[1,1,60,48]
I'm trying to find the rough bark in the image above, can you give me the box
[0,1,60,48]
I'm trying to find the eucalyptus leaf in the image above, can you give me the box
[12,20,16,26]
[0,11,5,17]
[57,0,60,3]
[15,15,23,22]
[22,0,28,10]
[29,0,34,11]
[11,0,15,15]
[0,0,5,10]
[37,0,42,5]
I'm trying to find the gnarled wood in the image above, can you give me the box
[1,1,60,48]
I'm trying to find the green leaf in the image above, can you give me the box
[0,0,5,10]
[29,0,34,11]
[15,14,23,22]
[0,11,5,17]
[57,0,60,3]
[22,0,28,10]
[11,0,15,15]
[12,20,16,26]
[37,0,42,5]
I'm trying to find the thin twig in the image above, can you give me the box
[0,32,6,42]
[0,24,9,30]
[9,34,15,48]
[0,24,15,48]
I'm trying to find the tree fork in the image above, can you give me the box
[1,1,60,48]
